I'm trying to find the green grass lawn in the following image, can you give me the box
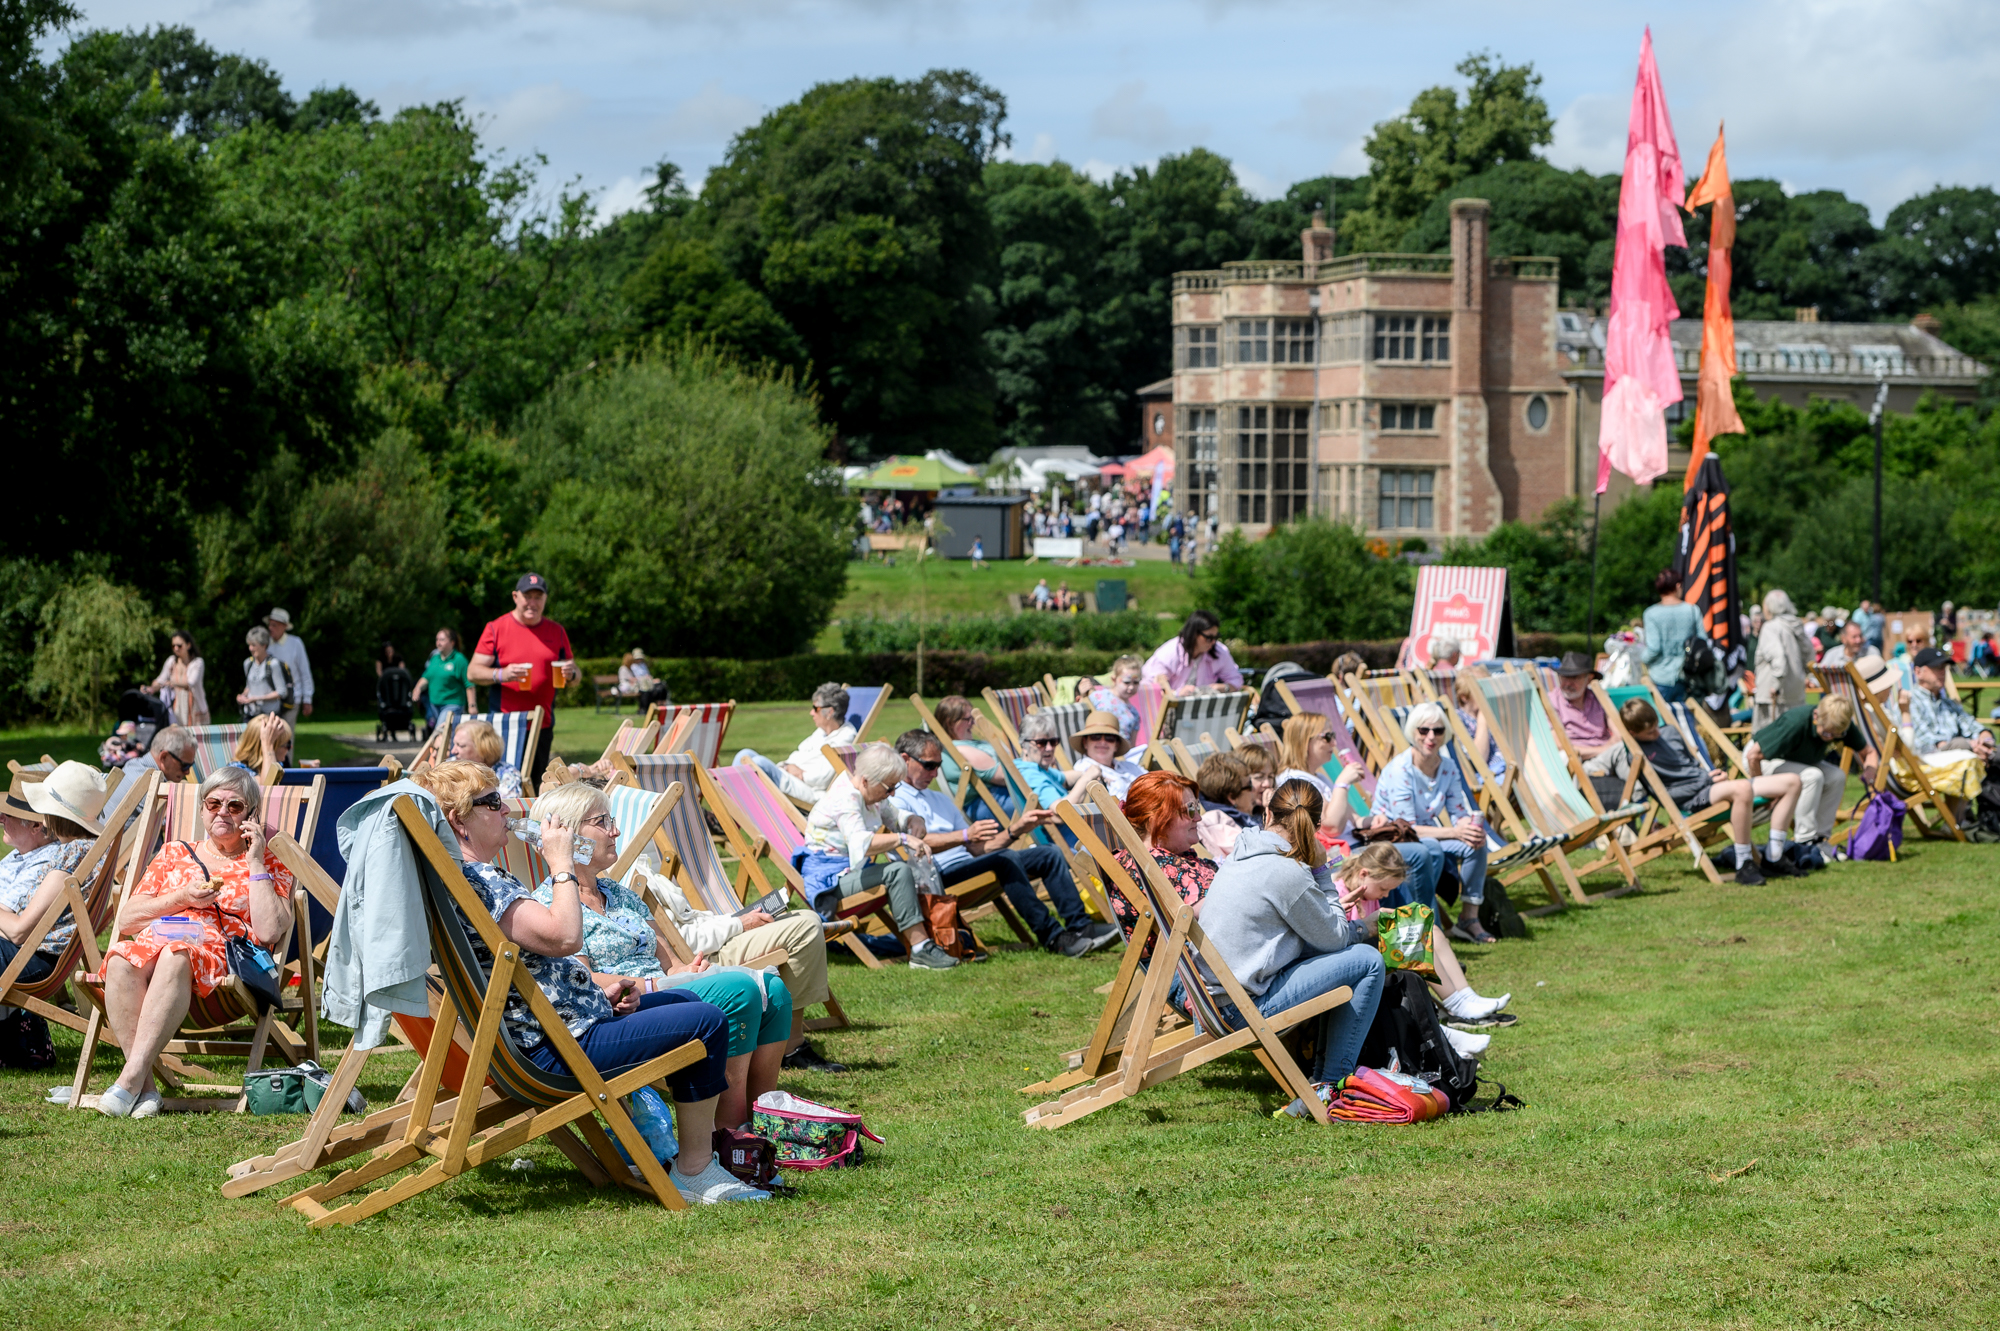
[0,716,381,773]
[5,836,1998,1327]
[833,557,1202,624]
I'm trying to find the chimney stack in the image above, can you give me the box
[1300,207,1334,268]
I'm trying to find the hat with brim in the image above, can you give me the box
[1072,710,1127,744]
[629,648,646,661]
[24,761,109,835]
[1854,654,1897,698]
[1555,651,1601,680]
[3,773,43,823]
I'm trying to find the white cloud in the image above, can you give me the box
[1547,92,1629,175]
[1080,156,1143,184]
[593,172,651,224]
[306,0,506,39]
[1089,80,1205,150]
[472,81,589,153]
[994,131,1057,164]
[657,80,763,145]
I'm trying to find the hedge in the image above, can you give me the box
[558,633,1592,708]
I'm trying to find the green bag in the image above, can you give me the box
[1377,902,1436,975]
[241,1060,333,1115]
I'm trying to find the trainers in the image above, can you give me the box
[1758,853,1797,878]
[907,940,959,970]
[671,1154,771,1204]
[781,1041,847,1073]
[1050,930,1096,959]
[131,1089,163,1119]
[1081,920,1123,948]
[96,1084,137,1118]
[1442,1009,1519,1031]
[1735,858,1766,886]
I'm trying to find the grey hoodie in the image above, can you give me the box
[1198,828,1373,999]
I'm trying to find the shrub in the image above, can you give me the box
[30,576,162,728]
[840,610,1160,654]
[1193,520,1413,645]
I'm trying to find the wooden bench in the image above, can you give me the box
[592,675,623,713]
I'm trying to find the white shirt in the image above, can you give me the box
[781,722,857,796]
[1073,756,1145,800]
[267,631,314,705]
[804,776,914,868]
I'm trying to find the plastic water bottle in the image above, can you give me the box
[610,1085,678,1166]
[507,818,596,864]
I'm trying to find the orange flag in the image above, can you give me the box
[1683,124,1744,489]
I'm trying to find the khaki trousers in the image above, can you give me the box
[1768,759,1844,842]
[714,911,829,1009]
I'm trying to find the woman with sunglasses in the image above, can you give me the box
[1142,610,1244,697]
[97,766,295,1118]
[1106,772,1217,957]
[1373,701,1496,945]
[1276,712,1368,840]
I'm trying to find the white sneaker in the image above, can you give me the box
[671,1154,771,1204]
[97,1084,137,1118]
[1442,1026,1491,1058]
[131,1089,163,1119]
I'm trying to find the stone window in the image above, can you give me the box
[1272,318,1315,364]
[1373,314,1449,362]
[1178,325,1218,369]
[1379,402,1437,431]
[1378,469,1435,530]
[1525,394,1550,431]
[1324,311,1364,363]
[1185,408,1219,520]
[1233,406,1311,525]
[1233,319,1269,363]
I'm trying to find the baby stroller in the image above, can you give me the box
[101,689,173,767]
[377,664,417,743]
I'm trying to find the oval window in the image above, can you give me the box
[1152,412,1166,435]
[1526,394,1549,430]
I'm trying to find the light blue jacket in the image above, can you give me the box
[320,779,459,1048]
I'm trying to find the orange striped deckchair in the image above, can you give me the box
[650,701,736,767]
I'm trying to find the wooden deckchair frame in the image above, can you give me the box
[1589,682,1730,884]
[967,714,1117,924]
[247,797,708,1227]
[908,692,1011,818]
[1021,782,1350,1129]
[980,685,1044,751]
[649,701,737,767]
[1813,662,1965,841]
[598,715,662,766]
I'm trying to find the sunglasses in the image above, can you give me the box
[1027,738,1059,749]
[203,797,248,815]
[915,758,942,771]
[469,791,506,813]
[1316,732,1336,743]
[1415,726,1446,737]
[584,814,617,831]
[1178,803,1202,821]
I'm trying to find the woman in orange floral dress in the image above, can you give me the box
[98,766,294,1118]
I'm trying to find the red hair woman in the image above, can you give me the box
[1107,771,1215,955]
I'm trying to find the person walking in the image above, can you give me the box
[263,609,314,724]
[411,627,475,735]
[469,572,577,783]
[236,627,291,719]
[1642,569,1703,704]
[147,629,209,727]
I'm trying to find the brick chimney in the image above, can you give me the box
[1447,197,1501,534]
[1912,312,1942,336]
[1300,207,1333,267]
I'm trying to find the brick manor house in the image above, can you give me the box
[1159,202,1986,542]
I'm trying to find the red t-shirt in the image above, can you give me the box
[475,613,573,724]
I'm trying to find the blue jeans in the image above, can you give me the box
[1384,837,1483,909]
[1217,946,1385,1083]
[939,845,1092,946]
[526,990,730,1104]
[1655,681,1688,705]
[0,938,54,984]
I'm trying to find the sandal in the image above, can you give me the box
[1449,919,1498,945]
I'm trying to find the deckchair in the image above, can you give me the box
[255,796,711,1226]
[1812,662,1964,841]
[650,701,736,767]
[842,684,893,741]
[909,692,1012,817]
[1270,677,1378,821]
[981,685,1044,750]
[1155,691,1252,749]
[0,770,152,1039]
[1167,736,1220,780]
[966,714,1113,918]
[8,754,55,777]
[186,723,247,780]
[409,706,461,769]
[420,708,543,789]
[599,775,851,1033]
[1590,683,1730,884]
[1340,674,1409,769]
[598,715,662,765]
[1458,671,1642,908]
[1129,681,1168,747]
[1021,782,1352,1128]
[1045,674,1089,706]
[1041,700,1093,764]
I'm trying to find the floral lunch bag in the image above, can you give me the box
[751,1090,883,1170]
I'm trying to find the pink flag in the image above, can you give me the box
[1595,27,1686,493]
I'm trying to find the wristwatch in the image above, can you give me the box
[550,872,579,886]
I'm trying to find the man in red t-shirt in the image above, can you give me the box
[469,572,578,782]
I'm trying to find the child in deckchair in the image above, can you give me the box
[1604,699,1802,887]
[1194,752,1260,860]
[1200,778,1384,1099]
[1372,702,1495,944]
[413,761,763,1204]
[524,781,820,1129]
[1086,656,1147,745]
[1331,839,1509,1045]
[1232,742,1277,817]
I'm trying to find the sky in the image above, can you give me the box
[61,0,2000,226]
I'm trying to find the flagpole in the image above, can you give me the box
[1586,490,1602,643]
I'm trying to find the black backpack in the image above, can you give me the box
[1681,634,1720,694]
[0,1008,55,1070]
[1357,970,1479,1111]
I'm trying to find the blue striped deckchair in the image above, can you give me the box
[841,684,892,741]
[1022,783,1350,1127]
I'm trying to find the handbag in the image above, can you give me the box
[182,842,285,1011]
[918,892,985,960]
[1351,819,1419,845]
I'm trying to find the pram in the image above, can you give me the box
[101,689,173,767]
[377,665,417,743]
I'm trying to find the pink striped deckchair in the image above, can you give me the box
[1129,680,1168,745]
[650,701,736,767]
[185,723,247,780]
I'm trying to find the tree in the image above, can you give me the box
[700,70,1007,458]
[30,575,161,727]
[1239,175,1370,260]
[1766,474,1959,610]
[1869,185,2000,312]
[1402,160,1618,305]
[1194,520,1412,645]
[1345,52,1553,251]
[1439,496,1593,633]
[622,236,806,371]
[514,347,852,658]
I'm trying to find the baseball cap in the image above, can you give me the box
[515,573,549,594]
[1911,646,1951,670]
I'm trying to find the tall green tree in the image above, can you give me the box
[1194,520,1413,644]
[700,70,1007,458]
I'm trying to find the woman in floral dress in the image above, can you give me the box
[99,766,294,1118]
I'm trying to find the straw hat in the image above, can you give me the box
[1072,710,1127,744]
[1853,654,1898,698]
[23,761,112,835]
[2,772,41,822]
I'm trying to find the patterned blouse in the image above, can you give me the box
[459,859,611,1051]
[1088,688,1141,744]
[1111,845,1217,964]
[107,840,293,997]
[542,875,667,983]
[0,838,92,957]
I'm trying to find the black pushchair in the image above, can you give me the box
[377,665,417,742]
[101,689,174,767]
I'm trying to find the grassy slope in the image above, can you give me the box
[4,839,1998,1328]
[832,558,1202,623]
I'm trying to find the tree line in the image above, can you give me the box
[4,6,1999,718]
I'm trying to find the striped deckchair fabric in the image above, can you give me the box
[600,716,661,764]
[7,756,55,777]
[1040,700,1093,763]
[982,686,1043,747]
[1157,690,1252,748]
[842,684,892,740]
[1169,736,1219,779]
[409,706,462,769]
[650,701,736,767]
[159,775,327,865]
[1129,681,1168,745]
[477,708,543,785]
[1271,677,1377,813]
[186,723,247,780]
[625,755,746,914]
[1590,682,1731,885]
